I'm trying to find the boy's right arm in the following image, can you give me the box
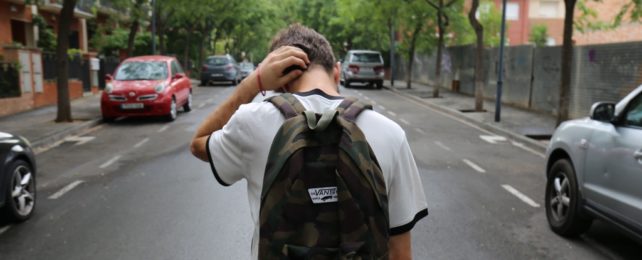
[190,46,309,161]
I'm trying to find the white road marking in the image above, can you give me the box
[115,117,126,122]
[501,184,541,208]
[378,105,386,110]
[387,111,397,117]
[511,141,546,158]
[364,96,371,100]
[99,155,121,169]
[206,98,215,103]
[198,103,206,109]
[65,136,95,146]
[48,180,84,200]
[158,125,170,133]
[480,135,507,144]
[400,118,411,126]
[0,226,10,235]
[434,141,452,152]
[462,159,486,173]
[415,128,426,135]
[357,92,363,96]
[390,91,495,135]
[133,138,149,148]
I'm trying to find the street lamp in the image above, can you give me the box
[495,0,507,122]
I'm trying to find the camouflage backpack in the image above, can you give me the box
[259,93,389,259]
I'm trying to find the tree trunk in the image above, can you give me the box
[55,0,77,123]
[183,30,192,69]
[388,17,396,87]
[558,0,577,125]
[433,0,444,98]
[407,23,422,89]
[126,0,143,57]
[126,20,139,57]
[469,0,485,111]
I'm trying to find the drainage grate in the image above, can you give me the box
[459,109,487,113]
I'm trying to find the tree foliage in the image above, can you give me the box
[529,24,548,46]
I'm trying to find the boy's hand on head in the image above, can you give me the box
[255,46,310,91]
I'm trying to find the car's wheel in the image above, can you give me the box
[183,92,192,112]
[102,115,114,122]
[545,159,592,237]
[2,160,36,222]
[376,81,383,89]
[345,80,351,88]
[166,97,177,121]
[200,78,208,87]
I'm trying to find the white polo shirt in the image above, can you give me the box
[207,89,428,259]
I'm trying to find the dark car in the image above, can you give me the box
[201,54,241,86]
[239,62,255,79]
[0,131,36,222]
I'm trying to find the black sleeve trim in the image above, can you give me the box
[206,135,231,187]
[390,208,428,235]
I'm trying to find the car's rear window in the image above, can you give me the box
[351,53,382,63]
[207,57,230,66]
[115,61,168,81]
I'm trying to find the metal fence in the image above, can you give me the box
[0,63,20,98]
[396,41,642,118]
[43,53,120,91]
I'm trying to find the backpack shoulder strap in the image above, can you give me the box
[337,96,373,122]
[266,93,306,119]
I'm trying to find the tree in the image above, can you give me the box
[425,0,458,98]
[126,0,147,57]
[55,0,77,122]
[469,0,484,111]
[529,24,548,46]
[398,0,436,89]
[557,0,642,124]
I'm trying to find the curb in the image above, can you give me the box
[383,85,548,155]
[31,118,103,152]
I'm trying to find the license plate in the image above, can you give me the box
[121,103,144,109]
[211,73,223,77]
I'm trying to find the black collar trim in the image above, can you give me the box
[294,89,343,100]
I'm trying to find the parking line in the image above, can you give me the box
[415,128,426,135]
[434,141,452,152]
[133,138,149,148]
[158,125,170,133]
[501,184,540,208]
[462,159,486,173]
[387,111,397,117]
[400,118,410,126]
[378,105,386,110]
[99,155,121,169]
[48,180,84,200]
[198,103,206,109]
[0,226,10,235]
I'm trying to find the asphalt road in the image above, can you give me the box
[0,83,640,259]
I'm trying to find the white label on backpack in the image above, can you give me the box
[308,187,338,204]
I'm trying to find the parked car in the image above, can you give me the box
[201,55,241,86]
[340,50,385,89]
[0,131,36,222]
[545,84,642,242]
[101,56,192,122]
[239,62,255,79]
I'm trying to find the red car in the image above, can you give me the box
[101,56,192,121]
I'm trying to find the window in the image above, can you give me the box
[114,61,168,81]
[539,0,559,18]
[171,61,183,76]
[625,94,642,128]
[506,3,520,20]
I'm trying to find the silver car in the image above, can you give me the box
[545,84,642,242]
[341,50,385,89]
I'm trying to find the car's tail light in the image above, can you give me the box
[202,65,208,71]
[374,66,384,74]
[349,65,360,74]
[225,64,235,72]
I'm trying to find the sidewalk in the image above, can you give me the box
[0,94,102,151]
[384,81,557,153]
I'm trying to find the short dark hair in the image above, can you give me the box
[270,24,335,72]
